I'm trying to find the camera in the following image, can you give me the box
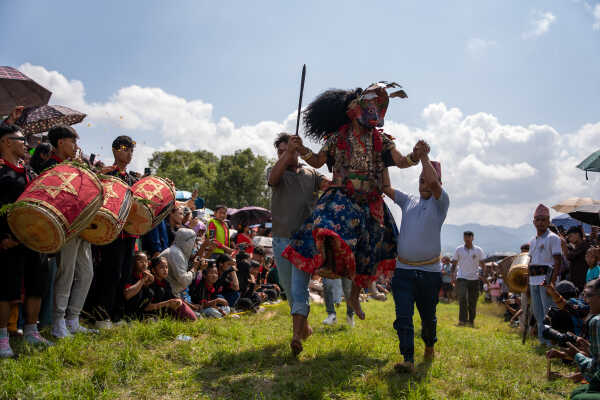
[542,325,578,346]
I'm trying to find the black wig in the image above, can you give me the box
[302,88,362,142]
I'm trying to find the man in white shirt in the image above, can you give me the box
[528,204,560,346]
[452,231,485,327]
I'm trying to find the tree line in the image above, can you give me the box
[148,148,271,209]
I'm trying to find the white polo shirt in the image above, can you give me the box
[528,230,562,286]
[454,245,485,281]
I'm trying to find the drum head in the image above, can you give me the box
[8,205,66,253]
[80,211,119,245]
[124,200,153,235]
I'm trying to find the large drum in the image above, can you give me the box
[124,176,175,236]
[7,162,103,253]
[80,175,133,245]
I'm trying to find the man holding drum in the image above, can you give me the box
[87,136,139,328]
[0,124,52,357]
[43,125,96,338]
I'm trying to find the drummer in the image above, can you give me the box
[87,136,139,328]
[0,124,52,357]
[42,125,96,338]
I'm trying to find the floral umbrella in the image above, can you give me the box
[15,105,86,135]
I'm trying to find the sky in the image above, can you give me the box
[2,0,600,228]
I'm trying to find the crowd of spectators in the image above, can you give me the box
[0,122,282,359]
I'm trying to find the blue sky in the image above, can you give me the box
[2,1,600,227]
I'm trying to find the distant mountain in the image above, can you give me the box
[441,223,536,256]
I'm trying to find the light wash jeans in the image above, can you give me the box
[529,284,555,345]
[201,306,230,318]
[54,237,93,321]
[323,277,353,317]
[272,236,311,317]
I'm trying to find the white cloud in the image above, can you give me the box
[593,4,600,30]
[523,11,556,38]
[465,38,496,56]
[18,64,600,228]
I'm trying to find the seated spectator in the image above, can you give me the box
[215,254,240,307]
[166,206,184,246]
[546,280,589,337]
[586,248,600,283]
[189,264,230,318]
[235,223,254,254]
[123,252,154,320]
[162,228,203,298]
[182,207,192,227]
[146,257,196,321]
[236,259,264,311]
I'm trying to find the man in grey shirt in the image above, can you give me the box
[267,133,326,355]
[383,153,449,373]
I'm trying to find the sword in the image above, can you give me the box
[295,64,306,136]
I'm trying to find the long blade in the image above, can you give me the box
[295,64,306,136]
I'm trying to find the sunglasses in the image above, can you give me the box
[7,136,26,142]
[114,143,136,152]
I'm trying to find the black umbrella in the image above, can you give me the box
[0,66,52,116]
[569,204,600,227]
[229,207,271,227]
[15,105,86,135]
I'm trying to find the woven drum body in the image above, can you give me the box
[124,176,175,236]
[7,163,103,253]
[80,175,133,245]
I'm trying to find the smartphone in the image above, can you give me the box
[144,167,151,176]
[89,153,96,165]
[209,229,216,240]
[544,265,554,285]
[192,210,200,218]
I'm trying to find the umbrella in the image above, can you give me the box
[175,190,192,201]
[229,206,271,227]
[0,66,52,116]
[569,204,600,227]
[15,104,86,135]
[577,150,600,179]
[552,197,600,214]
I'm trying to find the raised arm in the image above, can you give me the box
[420,154,442,200]
[382,168,395,199]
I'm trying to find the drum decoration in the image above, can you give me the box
[7,162,103,253]
[124,176,175,236]
[80,175,133,245]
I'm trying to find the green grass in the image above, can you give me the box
[1,300,577,400]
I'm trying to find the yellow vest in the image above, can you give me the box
[207,218,229,254]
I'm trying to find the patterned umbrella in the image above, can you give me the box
[552,197,600,214]
[15,105,86,135]
[229,206,271,227]
[0,66,52,116]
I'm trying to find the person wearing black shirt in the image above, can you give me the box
[0,124,52,358]
[87,136,140,327]
[123,252,154,320]
[146,257,196,321]
[214,254,240,307]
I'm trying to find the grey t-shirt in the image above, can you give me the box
[267,166,322,238]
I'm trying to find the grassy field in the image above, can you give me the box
[1,299,578,400]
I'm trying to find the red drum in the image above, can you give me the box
[7,162,103,253]
[80,175,133,245]
[124,176,175,236]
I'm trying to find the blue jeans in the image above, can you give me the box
[273,236,311,317]
[391,268,442,363]
[530,284,555,345]
[323,277,353,317]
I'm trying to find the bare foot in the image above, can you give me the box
[290,338,303,357]
[349,283,365,320]
[424,346,435,361]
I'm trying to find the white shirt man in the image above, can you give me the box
[454,244,485,281]
[528,230,562,286]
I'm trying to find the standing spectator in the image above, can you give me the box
[565,226,590,292]
[207,205,234,256]
[383,156,449,372]
[267,133,326,355]
[43,125,95,338]
[586,248,600,283]
[87,136,139,327]
[440,256,453,301]
[166,206,184,246]
[0,125,52,358]
[452,231,485,327]
[528,204,560,346]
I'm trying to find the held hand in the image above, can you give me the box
[5,106,24,124]
[169,298,183,310]
[287,136,305,154]
[100,165,118,174]
[217,298,229,306]
[248,274,256,284]
[1,238,19,250]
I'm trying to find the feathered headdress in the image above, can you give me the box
[302,82,406,143]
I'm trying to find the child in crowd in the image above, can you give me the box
[585,247,600,283]
[214,254,240,308]
[123,252,154,320]
[146,257,197,321]
[189,264,230,318]
[487,273,502,303]
[236,258,264,311]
